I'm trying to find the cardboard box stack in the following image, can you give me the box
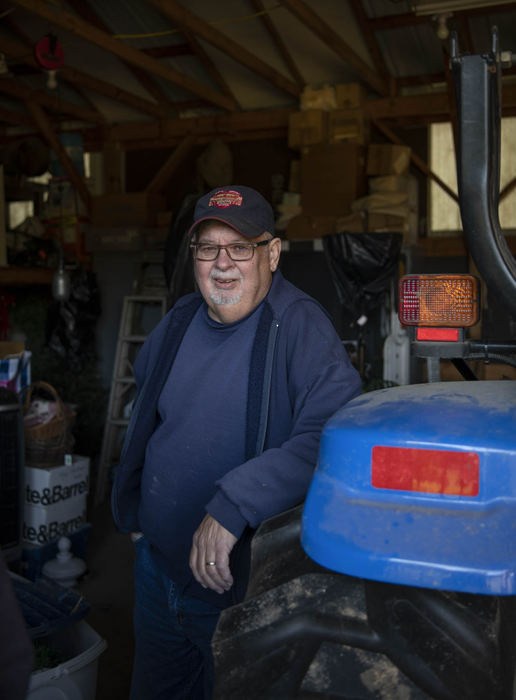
[335,144,419,244]
[22,455,90,548]
[284,82,369,241]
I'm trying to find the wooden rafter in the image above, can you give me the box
[87,107,294,149]
[500,176,516,202]
[145,133,197,193]
[9,0,235,111]
[368,13,429,31]
[0,104,32,126]
[74,77,516,150]
[454,14,474,54]
[183,31,240,109]
[146,0,300,99]
[66,0,173,111]
[280,0,389,97]
[26,100,91,212]
[348,0,390,86]
[368,3,516,31]
[3,14,104,119]
[372,118,459,204]
[0,34,168,120]
[0,76,105,124]
[249,0,305,88]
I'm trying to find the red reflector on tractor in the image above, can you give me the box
[416,328,460,341]
[372,446,479,496]
[399,274,479,327]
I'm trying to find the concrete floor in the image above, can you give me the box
[79,499,135,700]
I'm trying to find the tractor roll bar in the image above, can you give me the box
[451,29,516,320]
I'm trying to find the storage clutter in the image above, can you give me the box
[284,136,417,243]
[0,341,31,394]
[11,572,106,700]
[23,381,75,468]
[22,455,90,548]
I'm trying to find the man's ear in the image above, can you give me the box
[269,237,281,272]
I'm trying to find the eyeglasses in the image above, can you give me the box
[190,239,270,261]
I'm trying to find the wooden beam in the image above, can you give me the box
[372,118,459,204]
[281,0,389,96]
[10,0,235,111]
[147,0,300,99]
[368,12,429,31]
[0,76,105,124]
[83,107,294,149]
[0,34,168,120]
[368,81,516,121]
[454,14,474,55]
[0,104,32,125]
[25,101,91,212]
[183,31,240,109]
[66,0,174,111]
[348,0,390,84]
[368,3,516,31]
[145,133,197,193]
[500,175,516,202]
[397,73,446,88]
[249,0,305,88]
[366,91,450,121]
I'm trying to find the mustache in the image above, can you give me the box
[209,270,243,281]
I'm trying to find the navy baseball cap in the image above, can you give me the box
[188,186,275,239]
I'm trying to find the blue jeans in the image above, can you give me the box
[130,537,222,700]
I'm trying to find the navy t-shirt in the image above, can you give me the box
[138,301,262,602]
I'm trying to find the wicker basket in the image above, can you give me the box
[23,381,75,468]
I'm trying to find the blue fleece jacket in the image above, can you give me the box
[112,271,361,605]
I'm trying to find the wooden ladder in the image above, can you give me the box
[94,294,167,504]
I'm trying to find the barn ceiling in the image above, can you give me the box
[0,0,515,154]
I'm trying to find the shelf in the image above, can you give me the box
[0,266,54,286]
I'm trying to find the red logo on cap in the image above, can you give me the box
[209,190,243,208]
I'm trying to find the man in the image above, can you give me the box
[112,185,362,699]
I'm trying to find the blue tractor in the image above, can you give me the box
[212,30,516,700]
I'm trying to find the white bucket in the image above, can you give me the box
[28,620,107,700]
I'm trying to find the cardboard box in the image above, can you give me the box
[0,342,31,394]
[328,109,369,145]
[367,144,411,176]
[24,456,90,509]
[300,143,367,216]
[90,193,166,227]
[85,226,143,252]
[335,82,366,110]
[286,215,337,240]
[22,456,90,547]
[22,499,88,546]
[300,84,337,111]
[288,110,328,149]
[369,174,418,210]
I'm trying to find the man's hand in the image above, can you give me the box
[190,514,237,594]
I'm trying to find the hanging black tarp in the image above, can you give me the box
[322,232,403,320]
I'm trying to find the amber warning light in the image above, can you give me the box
[399,274,479,327]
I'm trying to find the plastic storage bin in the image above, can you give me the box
[28,619,107,700]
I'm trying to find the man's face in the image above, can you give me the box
[193,222,281,324]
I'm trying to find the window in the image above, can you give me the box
[429,119,516,235]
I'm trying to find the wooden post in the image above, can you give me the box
[145,134,197,194]
[25,101,91,213]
